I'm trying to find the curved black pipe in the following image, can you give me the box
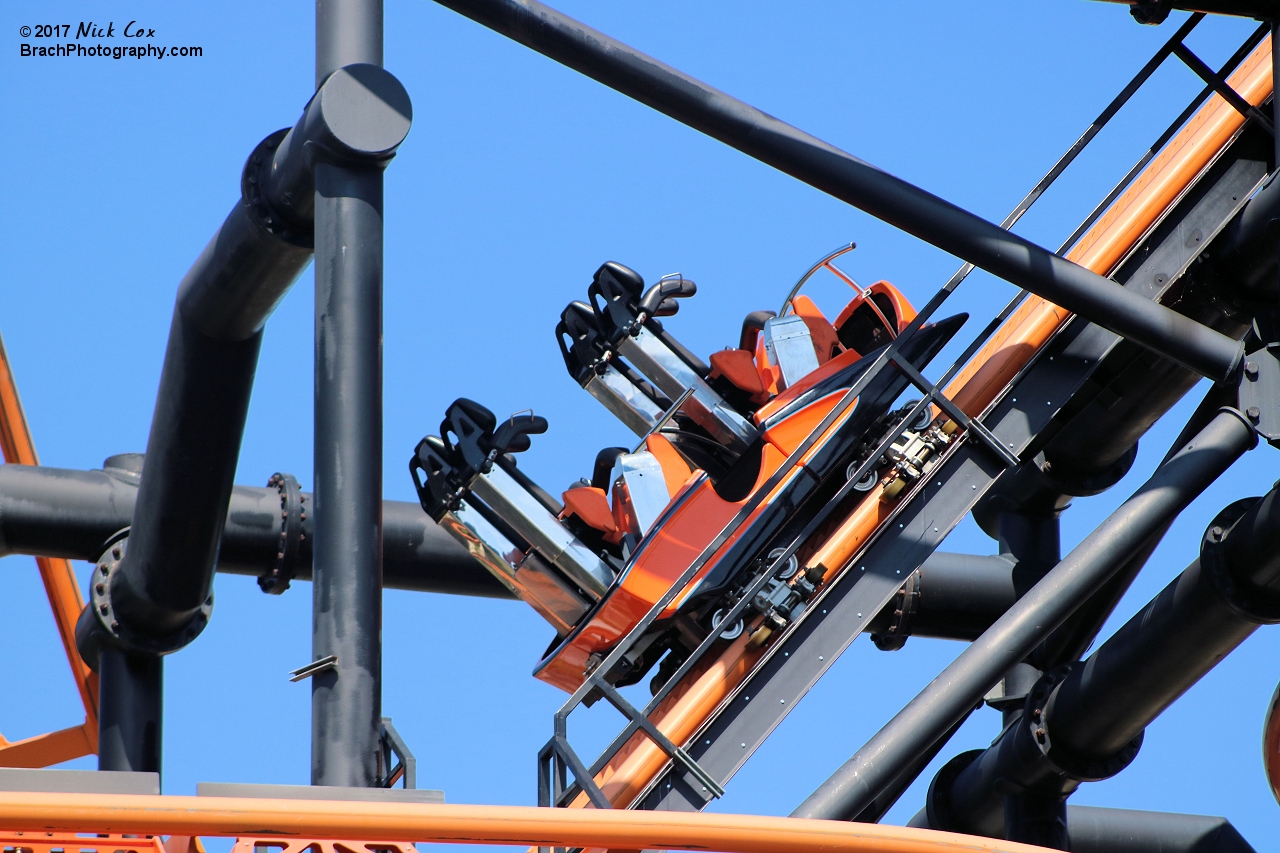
[82,63,413,671]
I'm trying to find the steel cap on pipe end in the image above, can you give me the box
[260,63,412,222]
[315,64,413,160]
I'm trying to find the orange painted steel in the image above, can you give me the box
[0,793,1057,853]
[1265,681,1280,806]
[0,831,164,853]
[231,838,417,853]
[0,331,98,766]
[555,37,1276,811]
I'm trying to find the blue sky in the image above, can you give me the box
[2,0,1278,848]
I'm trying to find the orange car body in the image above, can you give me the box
[535,283,930,693]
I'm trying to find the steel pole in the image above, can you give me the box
[311,163,386,787]
[96,648,162,773]
[434,0,1244,383]
[791,409,1255,821]
[311,0,390,788]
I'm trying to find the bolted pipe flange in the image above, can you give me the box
[1200,496,1280,623]
[258,472,306,594]
[1026,665,1143,783]
[871,569,919,651]
[242,128,314,249]
[89,534,214,657]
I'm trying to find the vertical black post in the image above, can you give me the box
[1273,22,1280,172]
[97,648,162,773]
[996,510,1068,848]
[311,0,387,787]
[316,0,383,88]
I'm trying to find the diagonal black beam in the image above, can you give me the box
[1171,41,1274,134]
[791,408,1255,821]
[435,0,1244,383]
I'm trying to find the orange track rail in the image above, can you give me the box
[565,37,1276,811]
[0,332,98,766]
[0,793,1057,853]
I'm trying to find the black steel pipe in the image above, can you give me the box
[86,57,411,665]
[791,409,1255,822]
[317,0,383,89]
[909,805,1257,853]
[311,161,388,788]
[310,0,411,789]
[0,461,1015,621]
[865,552,1017,644]
[0,462,508,598]
[97,648,162,774]
[1091,0,1280,22]
[1066,806,1256,853]
[73,68,413,777]
[434,0,1244,383]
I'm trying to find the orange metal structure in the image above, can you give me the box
[0,832,165,853]
[0,332,98,767]
[230,839,417,853]
[551,35,1276,811]
[1265,682,1280,807]
[0,793,1057,853]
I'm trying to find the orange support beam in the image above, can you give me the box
[0,831,164,853]
[0,331,98,765]
[0,792,1056,853]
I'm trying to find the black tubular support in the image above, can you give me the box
[79,59,413,658]
[1066,806,1256,853]
[924,478,1280,844]
[96,648,162,774]
[310,0,412,789]
[866,553,1018,645]
[791,409,1256,822]
[69,58,412,775]
[1092,1,1280,23]
[0,462,507,600]
[434,0,1244,383]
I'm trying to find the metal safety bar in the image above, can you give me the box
[1058,20,1269,256]
[536,14,1262,808]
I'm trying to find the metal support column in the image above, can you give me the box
[994,509,1065,847]
[310,0,396,788]
[97,648,162,773]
